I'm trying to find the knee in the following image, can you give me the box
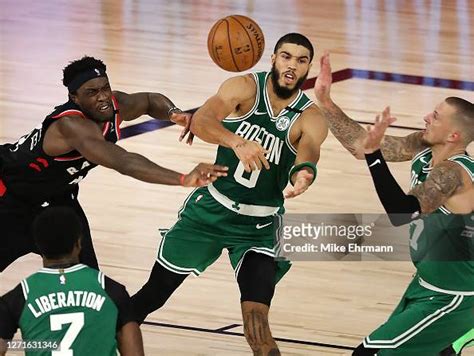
[238,252,276,306]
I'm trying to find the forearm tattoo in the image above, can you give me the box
[381,132,426,162]
[319,103,366,156]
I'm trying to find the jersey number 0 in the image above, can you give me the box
[234,162,261,188]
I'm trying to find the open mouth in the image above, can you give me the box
[283,71,296,85]
[98,103,112,113]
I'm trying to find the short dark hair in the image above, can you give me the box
[62,56,106,90]
[33,207,83,259]
[273,33,314,62]
[446,97,474,144]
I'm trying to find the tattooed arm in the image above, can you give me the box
[321,102,426,161]
[409,161,466,213]
[314,53,427,162]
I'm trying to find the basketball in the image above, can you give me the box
[207,15,265,72]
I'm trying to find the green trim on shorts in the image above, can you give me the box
[155,187,291,282]
[364,294,464,348]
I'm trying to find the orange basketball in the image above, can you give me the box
[207,15,265,72]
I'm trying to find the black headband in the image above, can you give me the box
[67,68,107,93]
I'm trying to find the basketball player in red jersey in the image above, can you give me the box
[0,56,228,272]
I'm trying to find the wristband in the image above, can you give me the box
[167,106,182,119]
[288,162,317,186]
[179,174,186,186]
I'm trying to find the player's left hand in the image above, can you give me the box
[363,106,397,154]
[285,169,314,199]
[170,111,195,145]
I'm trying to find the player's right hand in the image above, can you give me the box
[170,111,195,145]
[363,106,397,154]
[314,52,333,105]
[182,163,228,187]
[232,140,270,172]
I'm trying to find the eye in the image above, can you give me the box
[298,58,308,64]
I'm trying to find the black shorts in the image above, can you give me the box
[0,187,98,272]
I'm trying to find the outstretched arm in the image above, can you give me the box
[190,75,255,146]
[363,108,466,225]
[314,53,426,161]
[54,116,227,186]
[285,106,328,198]
[190,75,270,172]
[113,91,182,122]
[113,91,194,144]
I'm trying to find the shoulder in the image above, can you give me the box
[448,154,474,175]
[434,159,465,172]
[438,159,472,184]
[112,90,128,105]
[53,114,102,137]
[429,160,468,189]
[299,104,328,133]
[217,74,256,100]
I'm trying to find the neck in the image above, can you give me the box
[43,256,80,269]
[431,143,466,166]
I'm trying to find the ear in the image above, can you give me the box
[69,93,79,105]
[271,53,276,65]
[447,131,461,143]
[76,237,82,251]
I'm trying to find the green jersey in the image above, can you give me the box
[409,148,474,293]
[0,264,134,356]
[212,71,313,209]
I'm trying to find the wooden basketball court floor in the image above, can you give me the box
[1,0,473,354]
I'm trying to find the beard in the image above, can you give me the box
[270,64,308,99]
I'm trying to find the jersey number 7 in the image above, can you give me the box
[50,312,84,356]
